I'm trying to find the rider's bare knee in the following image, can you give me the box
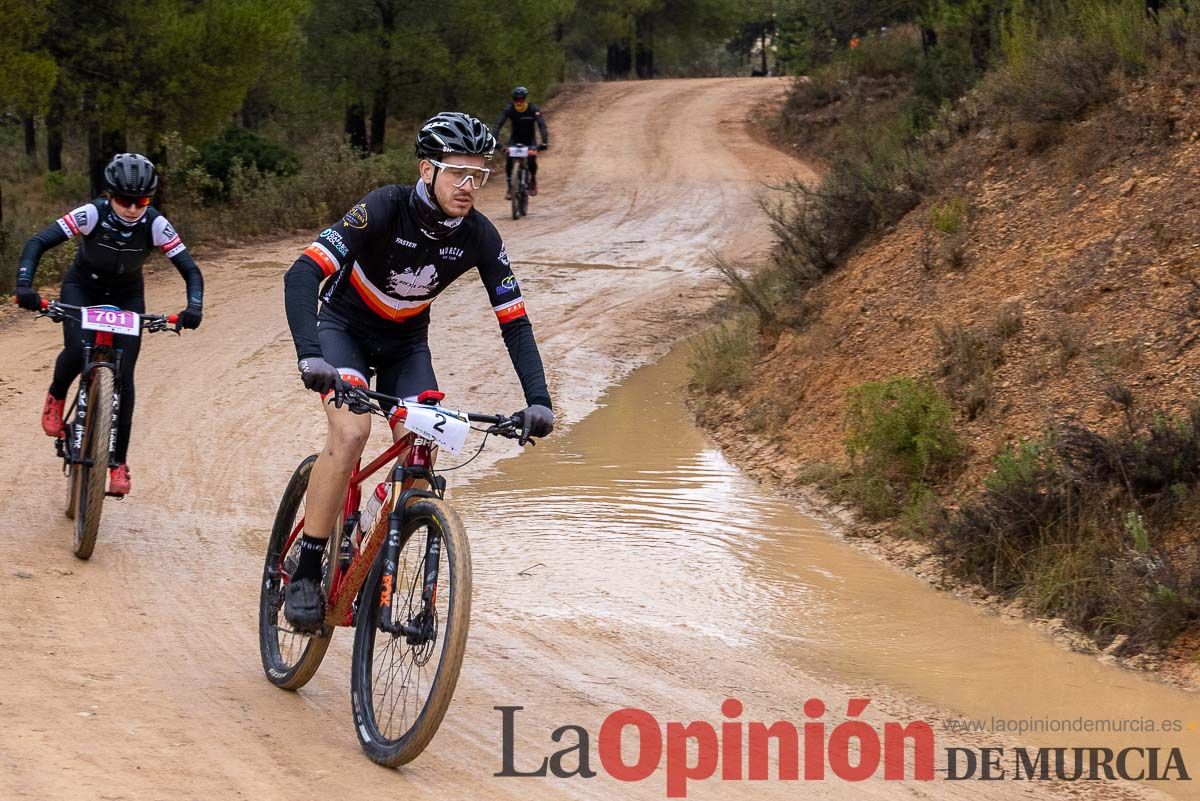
[324,418,370,465]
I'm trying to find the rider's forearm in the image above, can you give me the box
[538,116,548,143]
[17,222,69,287]
[284,256,325,360]
[500,316,551,409]
[169,250,204,307]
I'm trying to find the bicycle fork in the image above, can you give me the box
[67,344,120,471]
[377,469,442,645]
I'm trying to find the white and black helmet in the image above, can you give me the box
[415,112,496,160]
[104,153,158,195]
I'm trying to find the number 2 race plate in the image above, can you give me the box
[402,403,470,453]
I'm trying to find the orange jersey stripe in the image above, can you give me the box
[495,299,527,324]
[349,270,432,323]
[304,244,339,277]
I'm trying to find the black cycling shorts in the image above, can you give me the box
[316,308,437,401]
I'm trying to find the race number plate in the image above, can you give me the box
[81,306,141,337]
[508,145,529,158]
[403,403,469,453]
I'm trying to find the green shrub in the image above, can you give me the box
[900,480,943,538]
[44,170,91,202]
[689,316,757,394]
[199,126,301,192]
[844,377,962,484]
[938,414,1200,646]
[930,196,967,235]
[160,133,414,243]
[1070,0,1158,73]
[988,32,1121,126]
[847,27,923,79]
[1000,0,1041,75]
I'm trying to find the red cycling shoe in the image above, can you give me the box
[108,464,131,496]
[41,393,65,437]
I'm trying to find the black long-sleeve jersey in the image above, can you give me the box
[283,184,551,409]
[17,198,203,306]
[493,102,549,146]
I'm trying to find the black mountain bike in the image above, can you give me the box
[506,144,543,220]
[37,300,180,559]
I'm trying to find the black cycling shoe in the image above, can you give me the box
[284,577,326,633]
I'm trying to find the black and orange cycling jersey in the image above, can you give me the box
[283,181,551,409]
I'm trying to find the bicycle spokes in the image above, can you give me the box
[370,518,448,739]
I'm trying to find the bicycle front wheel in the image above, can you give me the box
[350,497,472,766]
[73,369,114,560]
[258,454,334,690]
[64,400,79,521]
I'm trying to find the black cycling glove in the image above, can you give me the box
[15,285,41,311]
[517,403,555,445]
[298,357,339,394]
[178,304,203,330]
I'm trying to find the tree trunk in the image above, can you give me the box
[606,43,631,78]
[89,126,127,196]
[345,104,368,152]
[370,90,387,154]
[370,1,395,154]
[148,140,168,213]
[23,116,37,161]
[635,15,655,79]
[46,96,64,172]
[761,29,769,75]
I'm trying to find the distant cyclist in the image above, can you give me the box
[14,153,204,495]
[281,112,554,631]
[493,86,549,199]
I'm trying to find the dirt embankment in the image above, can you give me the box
[693,74,1200,688]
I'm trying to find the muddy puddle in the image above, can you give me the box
[451,342,1200,798]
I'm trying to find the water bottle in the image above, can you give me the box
[357,482,388,550]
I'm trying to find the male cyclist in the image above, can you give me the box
[282,112,554,631]
[493,86,549,199]
[14,153,204,495]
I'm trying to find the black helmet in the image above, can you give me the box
[512,86,528,100]
[104,153,158,195]
[414,112,496,159]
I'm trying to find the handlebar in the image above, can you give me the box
[33,300,181,333]
[332,383,527,440]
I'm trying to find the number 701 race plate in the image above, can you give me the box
[81,306,141,337]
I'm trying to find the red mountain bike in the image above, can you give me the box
[258,384,532,766]
[35,300,180,559]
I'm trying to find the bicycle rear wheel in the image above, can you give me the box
[258,454,335,690]
[73,369,114,560]
[350,497,472,766]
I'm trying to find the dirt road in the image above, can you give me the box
[0,79,1172,801]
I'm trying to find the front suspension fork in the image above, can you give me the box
[377,471,443,642]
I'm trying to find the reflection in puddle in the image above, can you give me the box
[453,342,1199,798]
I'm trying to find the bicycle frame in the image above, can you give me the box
[280,424,443,629]
[508,148,537,191]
